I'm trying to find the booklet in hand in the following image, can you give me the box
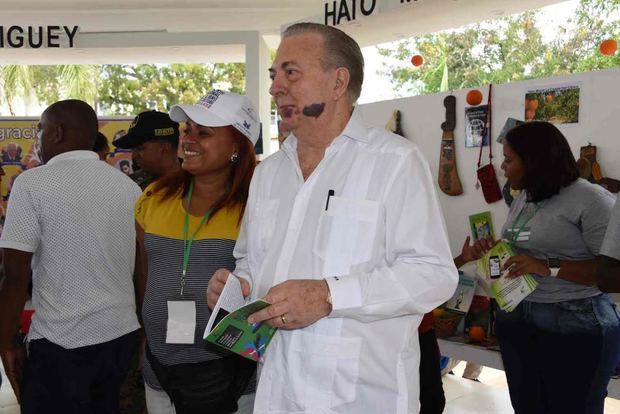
[204,275,277,361]
[476,240,538,312]
[444,272,477,315]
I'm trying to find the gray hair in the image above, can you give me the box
[282,23,364,104]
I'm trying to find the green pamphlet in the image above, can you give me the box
[468,211,494,241]
[476,240,538,312]
[204,275,277,361]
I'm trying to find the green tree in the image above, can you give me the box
[0,64,99,114]
[0,65,34,115]
[541,0,620,75]
[378,0,620,96]
[0,62,246,116]
[97,63,246,115]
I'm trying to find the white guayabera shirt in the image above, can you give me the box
[234,110,458,414]
[0,150,142,349]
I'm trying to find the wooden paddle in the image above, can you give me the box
[438,95,463,196]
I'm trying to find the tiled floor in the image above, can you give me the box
[445,362,620,414]
[3,359,620,413]
[0,364,19,414]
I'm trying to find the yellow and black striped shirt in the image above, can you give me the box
[135,183,242,389]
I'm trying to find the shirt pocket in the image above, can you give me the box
[313,196,380,273]
[280,330,363,410]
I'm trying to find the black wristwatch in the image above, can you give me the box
[547,257,560,277]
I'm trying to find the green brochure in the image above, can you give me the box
[203,275,277,361]
[468,211,494,241]
[477,240,538,312]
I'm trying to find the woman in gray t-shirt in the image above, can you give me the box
[496,121,620,414]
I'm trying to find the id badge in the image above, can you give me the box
[507,227,531,242]
[517,231,531,242]
[166,298,196,344]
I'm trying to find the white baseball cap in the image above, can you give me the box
[169,90,260,145]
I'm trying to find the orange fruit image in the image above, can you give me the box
[525,109,536,120]
[469,326,486,342]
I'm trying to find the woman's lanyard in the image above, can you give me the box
[509,200,543,244]
[182,179,212,296]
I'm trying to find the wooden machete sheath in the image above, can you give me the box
[438,95,463,195]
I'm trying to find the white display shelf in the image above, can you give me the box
[437,338,620,400]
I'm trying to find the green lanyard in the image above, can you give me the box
[509,201,543,243]
[182,179,212,296]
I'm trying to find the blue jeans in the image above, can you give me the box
[496,294,620,414]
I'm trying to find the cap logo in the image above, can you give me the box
[130,116,139,129]
[198,89,225,108]
[154,127,174,137]
[243,120,251,130]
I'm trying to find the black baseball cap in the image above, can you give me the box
[112,110,180,149]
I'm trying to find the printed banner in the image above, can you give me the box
[0,117,132,213]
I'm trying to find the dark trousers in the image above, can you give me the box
[21,330,139,414]
[496,295,620,414]
[419,328,446,414]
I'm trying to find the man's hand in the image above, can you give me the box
[503,255,549,278]
[247,279,332,330]
[455,236,497,267]
[207,269,251,310]
[1,345,26,403]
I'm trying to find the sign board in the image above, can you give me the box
[0,117,133,212]
[0,26,79,48]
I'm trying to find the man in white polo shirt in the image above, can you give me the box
[0,100,142,413]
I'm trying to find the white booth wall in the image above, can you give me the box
[357,67,620,256]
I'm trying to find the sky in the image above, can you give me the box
[357,0,581,104]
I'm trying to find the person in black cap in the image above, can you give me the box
[113,110,180,189]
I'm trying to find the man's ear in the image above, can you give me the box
[53,125,64,143]
[333,68,350,100]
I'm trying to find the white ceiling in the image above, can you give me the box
[0,0,568,64]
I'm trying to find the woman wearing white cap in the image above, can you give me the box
[134,90,260,414]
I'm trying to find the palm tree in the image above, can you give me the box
[60,64,99,105]
[0,64,99,115]
[0,65,34,115]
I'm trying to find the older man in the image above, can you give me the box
[208,23,457,413]
[0,100,142,413]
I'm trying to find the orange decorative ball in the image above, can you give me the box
[466,89,483,106]
[600,39,618,56]
[469,326,486,342]
[411,54,424,67]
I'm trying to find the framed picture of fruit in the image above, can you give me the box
[524,84,580,125]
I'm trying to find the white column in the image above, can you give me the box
[245,32,272,157]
